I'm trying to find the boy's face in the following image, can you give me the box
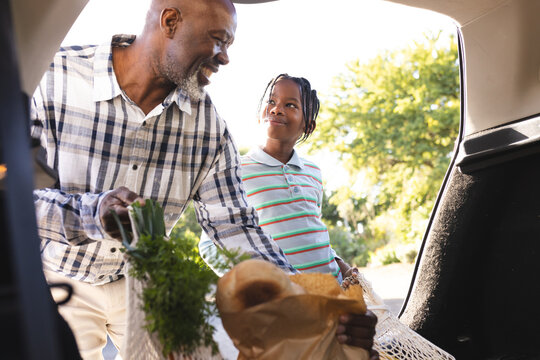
[260,79,305,146]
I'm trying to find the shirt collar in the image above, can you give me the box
[92,34,193,115]
[247,146,305,169]
[92,34,131,102]
[163,87,193,115]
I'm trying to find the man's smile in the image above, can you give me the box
[199,64,218,85]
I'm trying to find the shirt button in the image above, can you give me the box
[287,176,294,182]
[283,165,288,171]
[293,187,300,193]
[132,164,138,170]
[111,248,117,253]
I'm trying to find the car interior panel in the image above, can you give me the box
[400,141,540,359]
[1,2,82,359]
[457,114,540,173]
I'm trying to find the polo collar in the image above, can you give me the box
[247,146,305,169]
[92,34,193,115]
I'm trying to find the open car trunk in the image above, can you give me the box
[401,134,540,358]
[3,0,540,358]
[390,1,540,358]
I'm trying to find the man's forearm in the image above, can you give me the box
[34,188,110,244]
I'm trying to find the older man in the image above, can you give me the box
[32,0,378,358]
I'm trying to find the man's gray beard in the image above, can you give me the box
[162,59,205,102]
[177,70,205,102]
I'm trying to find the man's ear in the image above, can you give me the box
[160,7,181,38]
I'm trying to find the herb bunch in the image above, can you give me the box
[113,199,219,357]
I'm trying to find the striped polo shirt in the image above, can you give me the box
[199,146,341,280]
[242,147,341,278]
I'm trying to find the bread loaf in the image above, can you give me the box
[217,259,367,314]
[290,273,367,312]
[290,273,343,298]
[216,259,305,313]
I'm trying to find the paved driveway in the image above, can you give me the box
[358,262,415,315]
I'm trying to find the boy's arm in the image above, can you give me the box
[332,247,357,277]
[335,256,354,277]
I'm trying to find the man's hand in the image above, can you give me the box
[99,186,144,240]
[336,310,379,359]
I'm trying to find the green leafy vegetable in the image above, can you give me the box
[113,199,219,357]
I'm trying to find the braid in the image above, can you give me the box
[258,73,320,143]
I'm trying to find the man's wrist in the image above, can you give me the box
[94,190,114,240]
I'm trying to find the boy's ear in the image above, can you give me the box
[160,7,181,38]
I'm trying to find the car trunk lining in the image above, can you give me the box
[400,152,540,359]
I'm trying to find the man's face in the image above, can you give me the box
[161,1,237,101]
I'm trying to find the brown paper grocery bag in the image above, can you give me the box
[220,294,369,360]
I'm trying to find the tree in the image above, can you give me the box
[171,203,201,250]
[309,32,460,254]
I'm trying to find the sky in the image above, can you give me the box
[62,0,456,189]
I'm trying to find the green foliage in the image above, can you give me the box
[113,200,219,357]
[320,190,341,227]
[170,203,201,243]
[238,146,250,156]
[403,247,418,263]
[171,202,250,274]
[208,246,253,274]
[327,225,370,267]
[313,32,460,253]
[379,250,401,266]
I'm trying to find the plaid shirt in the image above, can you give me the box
[32,35,294,285]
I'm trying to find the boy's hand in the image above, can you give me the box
[336,257,359,279]
[336,310,379,359]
